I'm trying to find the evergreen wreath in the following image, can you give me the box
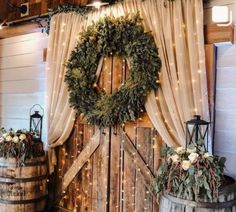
[65,14,161,128]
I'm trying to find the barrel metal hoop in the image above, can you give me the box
[0,175,47,183]
[0,195,47,205]
[164,194,236,209]
[0,160,46,168]
[219,182,236,194]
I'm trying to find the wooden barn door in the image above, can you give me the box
[53,56,162,212]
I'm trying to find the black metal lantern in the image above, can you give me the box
[185,115,210,151]
[29,104,44,142]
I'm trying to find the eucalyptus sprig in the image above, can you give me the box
[154,145,226,202]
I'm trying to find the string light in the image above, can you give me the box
[54,88,161,210]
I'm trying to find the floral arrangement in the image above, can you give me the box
[0,128,44,165]
[154,144,226,202]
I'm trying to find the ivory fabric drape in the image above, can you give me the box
[125,0,210,147]
[46,0,210,172]
[47,13,84,173]
[46,8,126,173]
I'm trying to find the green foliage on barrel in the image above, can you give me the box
[0,128,44,166]
[154,145,226,202]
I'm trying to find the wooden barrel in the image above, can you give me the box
[0,156,47,212]
[160,177,236,212]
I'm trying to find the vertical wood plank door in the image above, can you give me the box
[53,56,162,212]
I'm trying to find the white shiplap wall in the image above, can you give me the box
[215,44,236,176]
[0,32,48,140]
[204,1,236,176]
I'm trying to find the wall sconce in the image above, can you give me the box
[7,1,29,17]
[212,6,232,26]
[86,0,109,9]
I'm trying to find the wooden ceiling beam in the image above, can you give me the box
[0,0,89,23]
[204,24,234,44]
[0,0,90,38]
[0,21,47,39]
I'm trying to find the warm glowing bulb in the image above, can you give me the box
[90,1,101,9]
[212,6,230,23]
[87,1,109,9]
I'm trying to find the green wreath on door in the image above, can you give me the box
[65,14,162,128]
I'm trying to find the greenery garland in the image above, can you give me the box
[65,14,161,128]
[43,0,209,34]
[43,1,121,34]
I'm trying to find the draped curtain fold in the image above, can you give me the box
[46,0,210,173]
[133,0,210,147]
[47,13,83,173]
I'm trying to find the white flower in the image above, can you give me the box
[182,160,191,170]
[187,147,197,153]
[175,147,186,154]
[12,136,19,143]
[203,152,212,158]
[188,152,199,163]
[2,133,8,138]
[6,136,12,142]
[170,154,180,163]
[0,137,4,143]
[19,134,26,141]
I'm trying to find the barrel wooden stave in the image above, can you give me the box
[0,198,46,212]
[0,156,47,179]
[0,156,47,212]
[0,165,47,179]
[160,195,236,212]
[0,180,47,200]
[160,180,236,212]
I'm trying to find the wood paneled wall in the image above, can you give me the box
[205,44,216,150]
[51,57,162,212]
[0,0,89,22]
[0,0,90,39]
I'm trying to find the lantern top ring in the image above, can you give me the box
[30,104,44,116]
[185,115,210,125]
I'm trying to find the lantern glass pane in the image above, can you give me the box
[31,117,41,138]
[199,125,206,139]
[188,124,194,135]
